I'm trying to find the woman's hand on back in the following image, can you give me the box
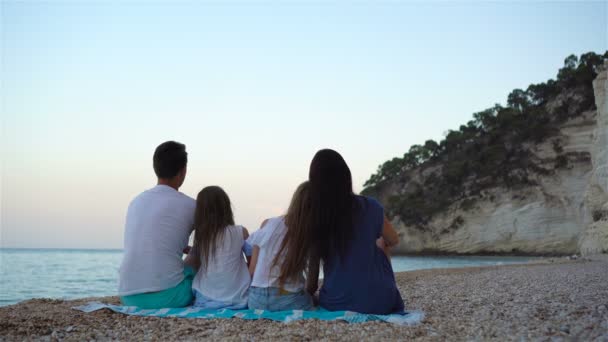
[382,217,399,247]
[376,237,386,250]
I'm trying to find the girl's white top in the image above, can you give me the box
[248,216,305,292]
[192,225,250,306]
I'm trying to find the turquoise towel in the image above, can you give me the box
[74,302,424,326]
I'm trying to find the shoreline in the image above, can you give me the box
[0,258,568,308]
[1,255,606,340]
[391,251,578,257]
[1,247,577,257]
[0,256,581,309]
[0,254,555,308]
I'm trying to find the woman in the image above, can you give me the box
[305,149,404,314]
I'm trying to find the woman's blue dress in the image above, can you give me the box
[319,196,405,315]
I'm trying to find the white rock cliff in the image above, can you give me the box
[579,61,608,255]
[393,63,608,255]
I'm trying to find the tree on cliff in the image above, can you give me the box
[363,51,608,229]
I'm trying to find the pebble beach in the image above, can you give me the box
[1,256,606,341]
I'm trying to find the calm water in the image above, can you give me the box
[0,249,535,306]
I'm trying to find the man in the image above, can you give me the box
[118,141,196,308]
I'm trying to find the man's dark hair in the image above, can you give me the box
[153,141,188,179]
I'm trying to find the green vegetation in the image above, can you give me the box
[362,52,608,229]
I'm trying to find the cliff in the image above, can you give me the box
[364,54,608,255]
[579,61,608,254]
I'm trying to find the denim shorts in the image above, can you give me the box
[192,290,248,310]
[247,286,313,311]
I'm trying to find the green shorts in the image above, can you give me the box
[120,266,195,309]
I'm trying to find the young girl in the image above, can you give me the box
[247,181,314,311]
[190,186,250,309]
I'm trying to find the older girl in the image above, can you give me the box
[247,182,314,311]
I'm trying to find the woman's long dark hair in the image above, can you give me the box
[308,149,357,261]
[193,186,235,272]
[274,181,313,285]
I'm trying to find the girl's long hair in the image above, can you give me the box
[308,149,357,262]
[275,181,313,285]
[193,186,235,272]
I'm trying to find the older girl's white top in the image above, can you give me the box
[248,216,305,293]
[191,225,250,306]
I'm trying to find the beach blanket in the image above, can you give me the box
[74,302,424,326]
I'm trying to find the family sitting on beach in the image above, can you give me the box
[118,141,404,314]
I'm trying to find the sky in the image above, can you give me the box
[1,1,606,249]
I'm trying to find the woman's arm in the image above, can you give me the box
[248,245,260,277]
[305,255,320,297]
[382,216,399,247]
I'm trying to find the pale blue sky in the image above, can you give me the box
[1,1,606,248]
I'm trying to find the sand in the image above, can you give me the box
[1,256,607,341]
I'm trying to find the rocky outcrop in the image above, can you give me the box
[390,62,608,255]
[579,61,608,255]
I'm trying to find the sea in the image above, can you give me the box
[0,248,536,307]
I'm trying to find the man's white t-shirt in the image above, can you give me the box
[118,185,196,296]
[191,225,250,306]
[248,216,305,293]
